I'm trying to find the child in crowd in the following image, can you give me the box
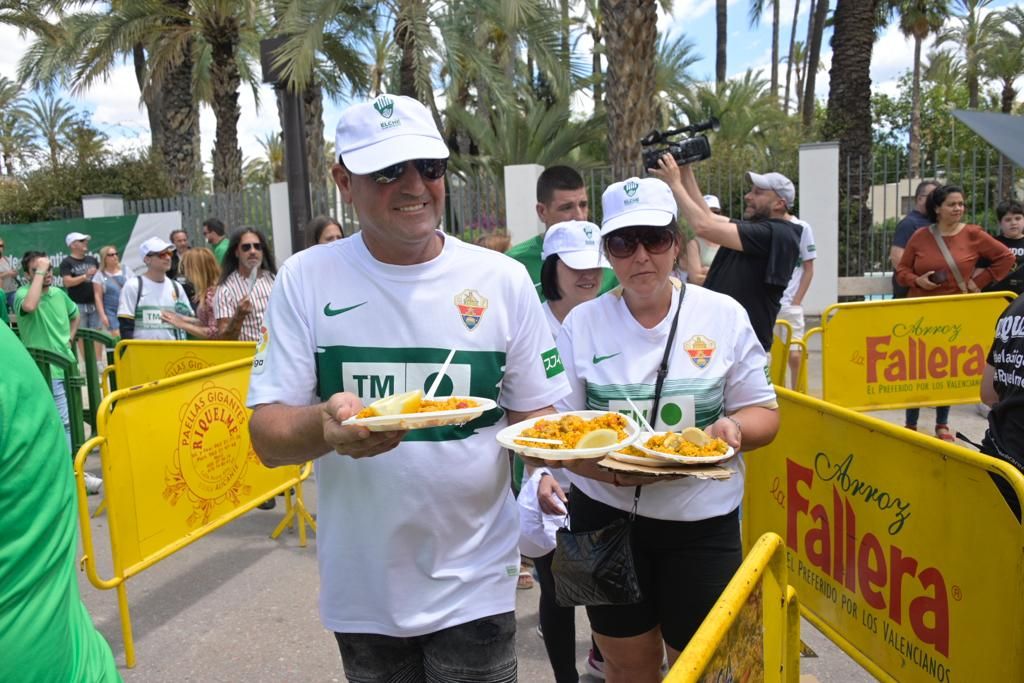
[985,200,1024,294]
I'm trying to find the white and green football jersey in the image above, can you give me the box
[556,281,776,522]
[247,232,569,637]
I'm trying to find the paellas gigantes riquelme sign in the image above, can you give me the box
[745,389,1024,683]
[818,292,1014,410]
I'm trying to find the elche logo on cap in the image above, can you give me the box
[623,179,640,206]
[583,225,594,241]
[373,95,401,130]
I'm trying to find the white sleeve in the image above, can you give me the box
[117,278,137,317]
[553,312,587,412]
[496,275,572,413]
[723,306,778,412]
[246,262,318,408]
[800,223,816,261]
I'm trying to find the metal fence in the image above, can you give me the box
[839,147,1023,278]
[125,189,273,246]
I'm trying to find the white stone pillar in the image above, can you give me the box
[82,194,124,218]
[504,164,545,246]
[269,181,293,262]
[798,142,839,315]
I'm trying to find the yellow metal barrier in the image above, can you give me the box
[113,339,256,388]
[814,292,1014,410]
[665,532,799,683]
[74,357,314,668]
[771,319,809,392]
[744,387,1024,682]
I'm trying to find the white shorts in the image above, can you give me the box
[777,304,805,342]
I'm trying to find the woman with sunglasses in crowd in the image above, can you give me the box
[543,177,780,682]
[92,245,125,336]
[214,227,277,342]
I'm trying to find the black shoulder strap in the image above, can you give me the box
[134,276,143,313]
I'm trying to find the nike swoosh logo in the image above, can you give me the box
[592,353,621,365]
[323,301,367,317]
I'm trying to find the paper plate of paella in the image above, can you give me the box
[496,410,640,460]
[343,390,495,431]
[615,427,735,465]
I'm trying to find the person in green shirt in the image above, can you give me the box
[505,165,618,301]
[0,323,121,682]
[202,217,230,264]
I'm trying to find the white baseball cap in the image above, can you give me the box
[746,171,795,208]
[542,220,610,270]
[65,231,91,246]
[139,236,174,260]
[335,94,450,174]
[703,194,721,211]
[600,177,677,236]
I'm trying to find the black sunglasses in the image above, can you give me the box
[603,227,677,259]
[240,242,263,252]
[369,159,447,185]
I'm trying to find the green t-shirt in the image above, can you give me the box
[212,238,230,264]
[505,233,619,302]
[0,289,7,327]
[13,285,78,379]
[0,324,121,682]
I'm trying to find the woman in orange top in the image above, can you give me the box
[896,184,1013,440]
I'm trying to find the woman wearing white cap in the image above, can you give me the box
[546,177,780,681]
[520,219,609,682]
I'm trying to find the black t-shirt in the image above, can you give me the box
[59,255,100,304]
[986,296,1024,467]
[703,218,802,350]
[984,235,1024,294]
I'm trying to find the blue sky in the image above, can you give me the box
[0,0,1017,171]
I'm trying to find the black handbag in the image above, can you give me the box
[551,282,685,607]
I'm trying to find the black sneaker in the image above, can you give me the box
[257,497,277,510]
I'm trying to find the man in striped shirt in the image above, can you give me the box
[214,228,277,342]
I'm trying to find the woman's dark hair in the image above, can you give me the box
[305,215,344,247]
[540,254,563,301]
[925,185,964,222]
[219,227,277,285]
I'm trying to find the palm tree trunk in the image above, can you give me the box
[1000,80,1016,199]
[770,0,780,103]
[395,1,417,98]
[783,0,800,114]
[801,0,829,129]
[909,35,922,180]
[209,19,243,194]
[601,0,658,178]
[716,0,727,86]
[159,0,196,195]
[304,82,329,215]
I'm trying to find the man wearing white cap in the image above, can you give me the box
[247,94,569,681]
[59,232,100,362]
[116,237,193,340]
[652,158,801,351]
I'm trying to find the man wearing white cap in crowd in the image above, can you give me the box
[247,94,569,682]
[652,157,801,351]
[116,236,193,340]
[685,195,723,286]
[60,232,100,362]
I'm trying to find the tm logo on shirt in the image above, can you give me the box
[541,347,564,378]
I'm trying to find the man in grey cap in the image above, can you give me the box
[247,94,569,681]
[652,157,801,350]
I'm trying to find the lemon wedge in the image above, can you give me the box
[368,389,423,416]
[681,427,711,446]
[577,428,620,449]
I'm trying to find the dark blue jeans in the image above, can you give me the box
[334,612,517,683]
[905,406,950,428]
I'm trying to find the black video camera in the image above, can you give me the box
[641,117,720,171]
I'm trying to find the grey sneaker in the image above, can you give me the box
[83,472,103,495]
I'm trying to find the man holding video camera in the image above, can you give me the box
[651,154,801,351]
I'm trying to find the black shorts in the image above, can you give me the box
[567,486,742,651]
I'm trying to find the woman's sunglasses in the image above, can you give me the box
[370,159,448,185]
[240,243,263,252]
[603,227,677,259]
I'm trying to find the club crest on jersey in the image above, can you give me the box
[454,289,488,330]
[684,334,716,369]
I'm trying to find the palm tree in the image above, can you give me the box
[749,0,781,103]
[652,33,701,129]
[984,6,1024,115]
[601,0,659,176]
[936,0,997,108]
[716,0,727,86]
[21,94,77,170]
[0,77,34,175]
[895,0,949,178]
[802,0,830,129]
[822,0,879,276]
[786,41,808,116]
[782,0,800,114]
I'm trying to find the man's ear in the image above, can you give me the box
[332,164,354,204]
[536,202,546,222]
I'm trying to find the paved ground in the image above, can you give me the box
[74,340,990,681]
